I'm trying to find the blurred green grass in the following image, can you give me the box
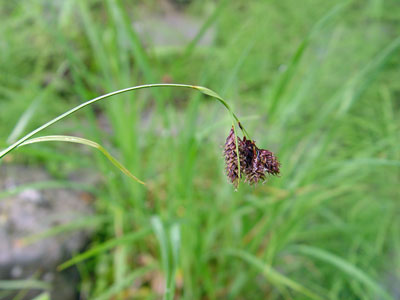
[1,0,400,299]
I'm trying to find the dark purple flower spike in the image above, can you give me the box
[224,127,280,187]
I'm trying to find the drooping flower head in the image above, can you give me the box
[223,126,280,187]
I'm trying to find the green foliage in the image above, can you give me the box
[1,0,400,299]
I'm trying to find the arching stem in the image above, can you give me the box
[0,83,249,159]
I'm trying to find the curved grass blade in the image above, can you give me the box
[289,245,392,300]
[0,83,245,158]
[18,135,145,185]
[193,86,248,135]
[20,215,108,246]
[7,97,41,144]
[58,227,151,271]
[93,265,156,300]
[0,280,50,291]
[31,293,50,300]
[224,249,324,300]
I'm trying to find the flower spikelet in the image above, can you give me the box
[224,127,280,187]
[223,127,242,187]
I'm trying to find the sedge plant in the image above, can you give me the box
[3,1,399,299]
[0,83,280,189]
[0,83,281,300]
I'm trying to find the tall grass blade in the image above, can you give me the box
[290,245,392,300]
[93,265,156,300]
[168,223,181,300]
[268,1,349,116]
[31,293,50,300]
[337,34,400,115]
[7,63,68,144]
[106,0,157,85]
[151,216,171,300]
[224,249,324,300]
[183,0,228,58]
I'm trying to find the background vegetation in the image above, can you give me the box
[1,0,400,299]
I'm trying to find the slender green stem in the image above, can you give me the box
[0,83,248,159]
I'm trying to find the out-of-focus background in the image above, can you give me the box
[1,0,400,299]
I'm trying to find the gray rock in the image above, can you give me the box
[0,164,94,300]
